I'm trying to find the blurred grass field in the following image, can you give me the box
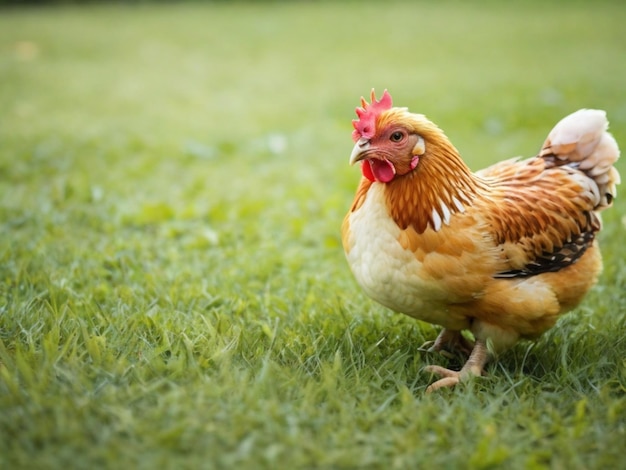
[1,1,625,469]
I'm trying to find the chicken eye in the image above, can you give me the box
[390,131,404,142]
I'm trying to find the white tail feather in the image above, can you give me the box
[540,109,621,210]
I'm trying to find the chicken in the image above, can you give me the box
[341,90,621,392]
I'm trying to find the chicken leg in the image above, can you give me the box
[424,339,489,393]
[419,329,475,358]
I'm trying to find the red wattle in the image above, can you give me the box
[370,158,396,183]
[361,159,396,183]
[361,160,375,182]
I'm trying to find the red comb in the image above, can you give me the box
[352,89,393,142]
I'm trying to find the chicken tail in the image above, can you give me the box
[539,109,621,210]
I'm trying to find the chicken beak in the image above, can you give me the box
[349,138,370,165]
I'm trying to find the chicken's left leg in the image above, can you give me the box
[424,339,489,393]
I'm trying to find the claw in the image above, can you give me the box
[426,376,461,393]
[424,365,463,393]
[424,365,459,378]
[423,339,490,393]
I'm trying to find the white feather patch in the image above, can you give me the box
[456,191,470,205]
[440,200,452,225]
[431,208,442,232]
[452,196,465,213]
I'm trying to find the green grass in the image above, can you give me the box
[1,1,625,468]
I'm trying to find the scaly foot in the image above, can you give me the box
[424,339,489,393]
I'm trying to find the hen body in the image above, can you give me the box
[342,90,620,391]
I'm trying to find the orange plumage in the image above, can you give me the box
[342,90,621,392]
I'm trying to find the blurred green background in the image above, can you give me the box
[1,1,625,469]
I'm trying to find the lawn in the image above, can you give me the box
[1,1,625,468]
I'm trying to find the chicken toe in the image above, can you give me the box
[424,339,489,393]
